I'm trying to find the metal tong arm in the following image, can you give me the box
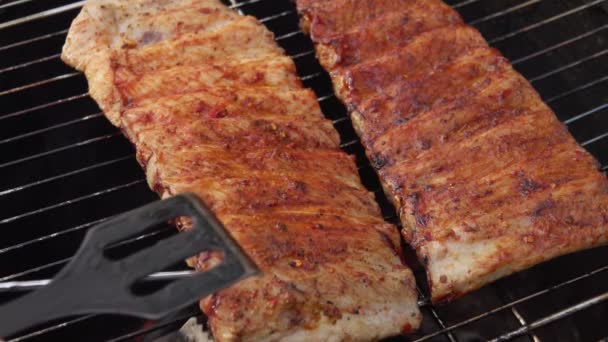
[0,194,258,339]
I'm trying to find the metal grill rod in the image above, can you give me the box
[489,0,608,44]
[0,0,269,32]
[545,74,608,103]
[0,186,397,266]
[490,291,608,342]
[413,263,608,342]
[0,154,132,197]
[469,0,542,26]
[418,284,458,342]
[0,0,36,10]
[0,93,88,121]
[0,179,143,225]
[0,1,268,52]
[0,53,62,74]
[511,24,608,65]
[4,18,605,124]
[0,221,179,283]
[0,132,120,170]
[564,102,608,125]
[0,95,353,192]
[301,72,322,81]
[0,29,67,52]
[0,0,602,89]
[0,1,85,30]
[290,50,315,59]
[452,0,483,9]
[0,91,349,153]
[581,131,608,147]
[0,72,79,96]
[528,48,608,82]
[0,47,318,99]
[0,258,70,282]
[258,9,294,23]
[0,0,596,71]
[8,314,96,342]
[105,312,202,342]
[509,307,541,342]
[275,30,303,41]
[0,270,197,292]
[0,113,102,145]
[0,217,107,255]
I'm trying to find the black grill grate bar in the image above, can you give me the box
[0,0,606,341]
[564,103,608,125]
[509,307,541,342]
[0,132,120,170]
[414,264,608,342]
[490,291,608,342]
[0,53,62,74]
[0,0,599,71]
[468,0,542,26]
[421,284,459,342]
[0,1,600,99]
[0,1,85,30]
[104,312,201,342]
[0,223,179,283]
[0,77,599,196]
[0,72,79,96]
[0,179,144,225]
[0,29,67,52]
[0,2,268,52]
[545,74,608,103]
[581,131,608,147]
[0,112,103,145]
[488,0,608,44]
[0,0,36,10]
[0,216,109,256]
[527,48,608,83]
[0,93,88,121]
[258,9,294,23]
[2,16,606,125]
[289,49,315,59]
[0,0,269,32]
[452,0,481,9]
[0,148,393,240]
[0,154,133,197]
[2,105,354,148]
[275,30,303,41]
[8,314,97,342]
[511,24,608,65]
[0,45,312,98]
[0,258,70,282]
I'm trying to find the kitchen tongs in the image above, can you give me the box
[0,193,258,339]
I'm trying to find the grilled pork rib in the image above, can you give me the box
[62,0,421,340]
[296,0,608,302]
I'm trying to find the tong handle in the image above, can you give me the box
[0,194,258,339]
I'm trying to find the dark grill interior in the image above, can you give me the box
[0,0,607,341]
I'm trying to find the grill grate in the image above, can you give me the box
[1,0,607,341]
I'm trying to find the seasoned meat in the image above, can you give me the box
[63,0,422,340]
[297,0,608,302]
[314,0,463,69]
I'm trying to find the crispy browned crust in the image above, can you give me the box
[63,0,422,340]
[297,0,608,303]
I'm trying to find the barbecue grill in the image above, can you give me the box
[0,0,607,341]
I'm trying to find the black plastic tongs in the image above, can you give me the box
[0,193,259,339]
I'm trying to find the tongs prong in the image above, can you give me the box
[0,193,258,339]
